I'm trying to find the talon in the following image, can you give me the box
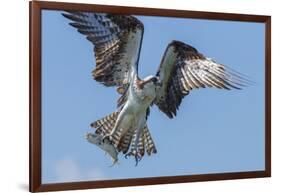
[125,152,132,159]
[135,156,139,166]
[125,151,142,166]
[135,153,142,166]
[137,152,143,161]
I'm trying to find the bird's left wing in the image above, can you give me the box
[62,11,144,88]
[154,40,249,118]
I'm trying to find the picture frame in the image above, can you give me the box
[30,0,271,192]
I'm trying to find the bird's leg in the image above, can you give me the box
[102,111,124,143]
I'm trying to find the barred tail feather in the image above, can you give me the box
[137,131,145,157]
[126,125,157,157]
[91,111,126,148]
[118,127,134,154]
[110,128,124,148]
[91,113,157,157]
[129,128,145,157]
[143,125,157,155]
[90,111,119,136]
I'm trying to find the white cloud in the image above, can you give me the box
[54,157,107,182]
[87,168,107,180]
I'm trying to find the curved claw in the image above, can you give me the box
[134,157,139,166]
[125,151,143,166]
[124,153,130,159]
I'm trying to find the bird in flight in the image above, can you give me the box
[62,11,249,165]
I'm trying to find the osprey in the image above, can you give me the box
[63,11,249,165]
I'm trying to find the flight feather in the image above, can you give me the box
[154,40,248,118]
[62,11,144,87]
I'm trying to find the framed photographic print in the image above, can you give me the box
[29,0,271,192]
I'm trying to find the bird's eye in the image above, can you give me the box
[152,77,158,83]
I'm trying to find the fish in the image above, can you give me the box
[85,132,118,166]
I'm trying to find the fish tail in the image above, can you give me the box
[109,158,119,167]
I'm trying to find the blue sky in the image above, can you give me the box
[41,10,265,183]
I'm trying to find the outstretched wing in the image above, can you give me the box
[62,11,144,87]
[154,40,249,118]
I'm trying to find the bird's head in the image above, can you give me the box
[143,75,162,87]
[136,76,162,89]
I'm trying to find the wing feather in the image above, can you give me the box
[62,11,144,88]
[154,40,249,118]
